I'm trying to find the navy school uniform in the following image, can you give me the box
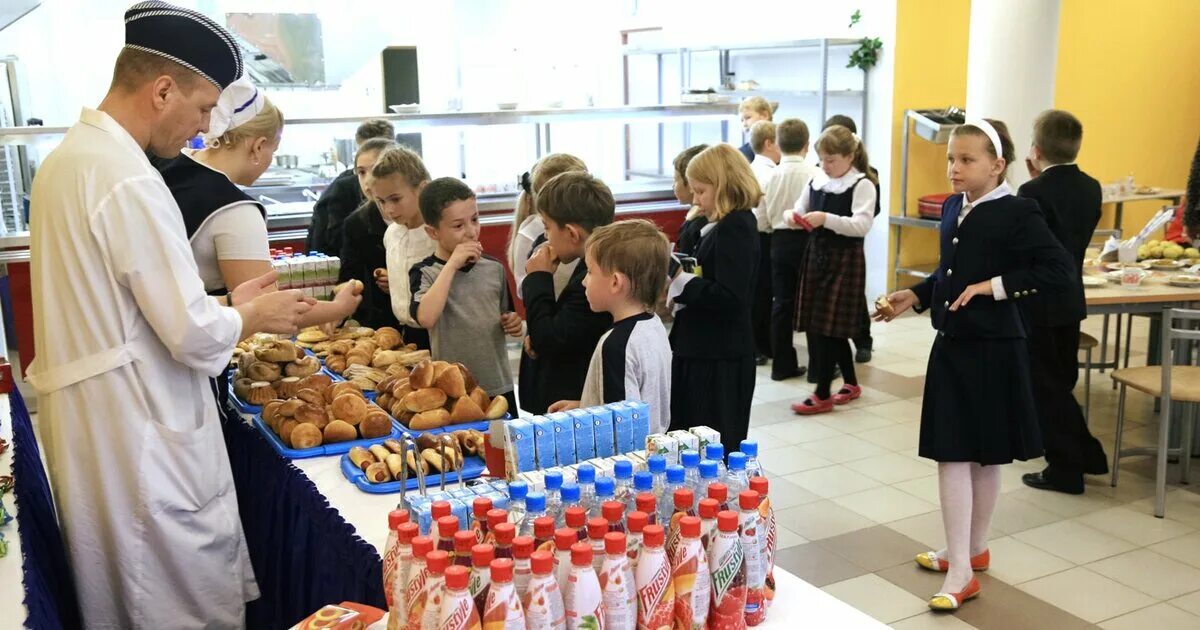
[668,209,758,456]
[339,201,400,330]
[912,184,1076,464]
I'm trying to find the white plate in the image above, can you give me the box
[1082,276,1106,288]
[1169,275,1200,288]
[388,104,420,114]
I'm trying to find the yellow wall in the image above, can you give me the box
[1055,0,1200,235]
[888,0,971,290]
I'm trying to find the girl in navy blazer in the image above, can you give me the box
[876,119,1074,611]
[668,143,762,456]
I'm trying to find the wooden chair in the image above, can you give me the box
[1078,332,1099,425]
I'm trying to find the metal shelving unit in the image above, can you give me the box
[890,108,963,289]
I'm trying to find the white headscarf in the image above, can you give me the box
[202,75,264,146]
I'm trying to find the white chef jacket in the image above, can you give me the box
[384,221,437,327]
[26,107,258,629]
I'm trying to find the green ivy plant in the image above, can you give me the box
[847,9,883,72]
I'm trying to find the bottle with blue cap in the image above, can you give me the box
[647,454,668,505]
[726,452,750,499]
[661,465,687,523]
[680,450,701,506]
[698,459,720,496]
[590,476,616,519]
[508,480,528,530]
[557,483,581,529]
[520,491,547,538]
[613,460,634,506]
[629,471,654,514]
[705,443,727,481]
[741,439,764,479]
[544,470,564,526]
[576,463,598,516]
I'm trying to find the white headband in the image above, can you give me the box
[203,75,264,145]
[964,118,1003,161]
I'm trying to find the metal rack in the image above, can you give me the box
[620,37,867,180]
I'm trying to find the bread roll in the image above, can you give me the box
[294,402,328,428]
[329,339,354,356]
[383,438,404,455]
[290,423,323,449]
[262,399,286,429]
[376,375,398,396]
[278,398,304,417]
[359,410,392,439]
[285,355,321,378]
[449,395,486,425]
[468,387,490,413]
[431,361,454,381]
[348,446,376,471]
[332,393,368,425]
[391,378,413,401]
[255,339,299,363]
[296,388,325,406]
[485,394,509,420]
[376,392,394,411]
[298,373,333,392]
[435,366,467,399]
[390,400,410,421]
[330,381,365,401]
[421,449,447,474]
[275,376,302,399]
[455,363,478,392]
[409,359,436,389]
[402,387,448,413]
[368,444,392,463]
[405,451,424,476]
[410,408,450,430]
[374,326,402,350]
[323,420,357,443]
[278,419,299,447]
[365,462,391,483]
[385,453,405,479]
[416,433,441,451]
[874,294,895,318]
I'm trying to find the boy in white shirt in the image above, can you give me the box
[763,118,820,381]
[749,120,780,365]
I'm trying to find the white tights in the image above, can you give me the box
[936,462,1001,592]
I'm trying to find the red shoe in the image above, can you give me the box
[792,395,834,415]
[929,577,981,611]
[832,384,862,405]
[915,549,990,572]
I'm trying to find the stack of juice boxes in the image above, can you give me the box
[406,479,511,535]
[270,250,341,300]
[493,401,652,481]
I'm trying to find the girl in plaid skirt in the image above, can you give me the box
[787,125,878,415]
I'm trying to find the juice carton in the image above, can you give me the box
[531,416,557,469]
[668,430,700,458]
[503,419,536,479]
[549,412,577,467]
[688,426,722,454]
[592,407,616,458]
[646,434,681,466]
[568,409,596,461]
[605,402,635,455]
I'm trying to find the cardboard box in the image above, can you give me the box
[606,402,636,455]
[532,416,557,469]
[549,412,577,467]
[568,409,596,461]
[668,430,700,456]
[592,406,616,458]
[646,433,681,465]
[689,426,722,454]
[628,400,652,452]
[503,419,537,479]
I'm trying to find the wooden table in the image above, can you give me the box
[1084,270,1200,315]
[1103,188,1185,234]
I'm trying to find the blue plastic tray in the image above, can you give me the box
[252,413,409,459]
[339,446,487,494]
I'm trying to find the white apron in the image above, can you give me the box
[27,108,258,629]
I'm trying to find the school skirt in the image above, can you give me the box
[919,333,1044,464]
[795,233,868,339]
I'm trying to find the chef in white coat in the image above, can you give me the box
[25,3,316,627]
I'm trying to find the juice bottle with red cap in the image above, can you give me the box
[564,542,605,630]
[469,544,494,616]
[586,518,608,574]
[437,515,461,558]
[492,522,515,561]
[698,498,720,552]
[472,497,493,544]
[455,530,478,568]
[485,509,509,546]
[707,511,747,630]
[523,551,566,630]
[626,511,649,570]
[708,483,730,513]
[635,493,658,527]
[437,565,482,630]
[599,532,636,629]
[564,507,587,543]
[383,509,410,610]
[601,501,626,534]
[750,477,776,609]
[421,550,450,630]
[482,558,524,629]
[533,516,556,554]
[553,528,576,591]
[431,501,453,539]
[671,516,710,630]
[512,536,535,600]
[635,524,675,630]
[387,522,420,630]
[666,488,696,559]
[738,490,765,625]
[404,537,434,629]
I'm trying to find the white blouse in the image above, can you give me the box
[789,167,877,238]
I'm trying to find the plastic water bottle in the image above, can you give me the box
[726,452,751,500]
[557,483,581,529]
[629,471,654,515]
[577,464,598,516]
[698,459,720,496]
[591,477,616,519]
[705,444,727,481]
[741,440,764,479]
[613,460,634,506]
[661,465,686,524]
[647,455,667,505]
[521,492,547,539]
[508,481,528,531]
[681,450,701,508]
[544,471,564,528]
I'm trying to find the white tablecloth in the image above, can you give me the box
[293,447,885,628]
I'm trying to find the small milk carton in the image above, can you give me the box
[531,416,557,469]
[605,402,635,455]
[646,433,681,465]
[688,426,722,454]
[502,419,537,479]
[549,412,577,467]
[568,409,597,461]
[626,451,648,472]
[592,406,616,458]
[303,254,320,289]
[667,430,700,456]
[519,471,546,493]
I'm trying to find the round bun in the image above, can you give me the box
[246,361,281,382]
[262,399,286,428]
[278,398,305,417]
[323,419,358,443]
[874,295,895,318]
[290,423,323,449]
[298,373,333,392]
[246,381,276,405]
[294,402,328,427]
[296,388,325,406]
[359,409,392,439]
[332,393,368,425]
[285,355,321,378]
[278,419,299,447]
[297,329,329,344]
[254,339,299,363]
[329,381,364,402]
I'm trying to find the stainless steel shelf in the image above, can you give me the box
[623,38,862,56]
[889,215,941,229]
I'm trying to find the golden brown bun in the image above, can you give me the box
[392,378,413,401]
[468,387,490,412]
[416,433,441,451]
[290,423,323,449]
[278,398,304,417]
[456,363,478,392]
[374,326,402,350]
[323,419,357,443]
[254,339,299,363]
[449,395,486,424]
[372,350,403,369]
[330,381,364,401]
[376,375,399,396]
[368,444,392,463]
[285,355,321,378]
[420,449,446,474]
[246,361,282,382]
[262,399,286,428]
[293,388,321,406]
[405,451,424,476]
[345,351,372,368]
[410,408,450,430]
[385,453,405,479]
[325,355,347,374]
[874,295,895,318]
[365,462,391,483]
[359,410,392,438]
[383,439,404,455]
[484,394,509,420]
[409,359,435,389]
[435,366,467,399]
[275,376,302,399]
[348,446,376,471]
[293,402,328,427]
[332,393,368,425]
[390,400,409,420]
[278,419,299,447]
[247,382,276,405]
[431,361,454,381]
[376,392,394,411]
[298,373,333,392]
[233,377,254,401]
[297,329,329,344]
[403,387,448,413]
[329,339,354,355]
